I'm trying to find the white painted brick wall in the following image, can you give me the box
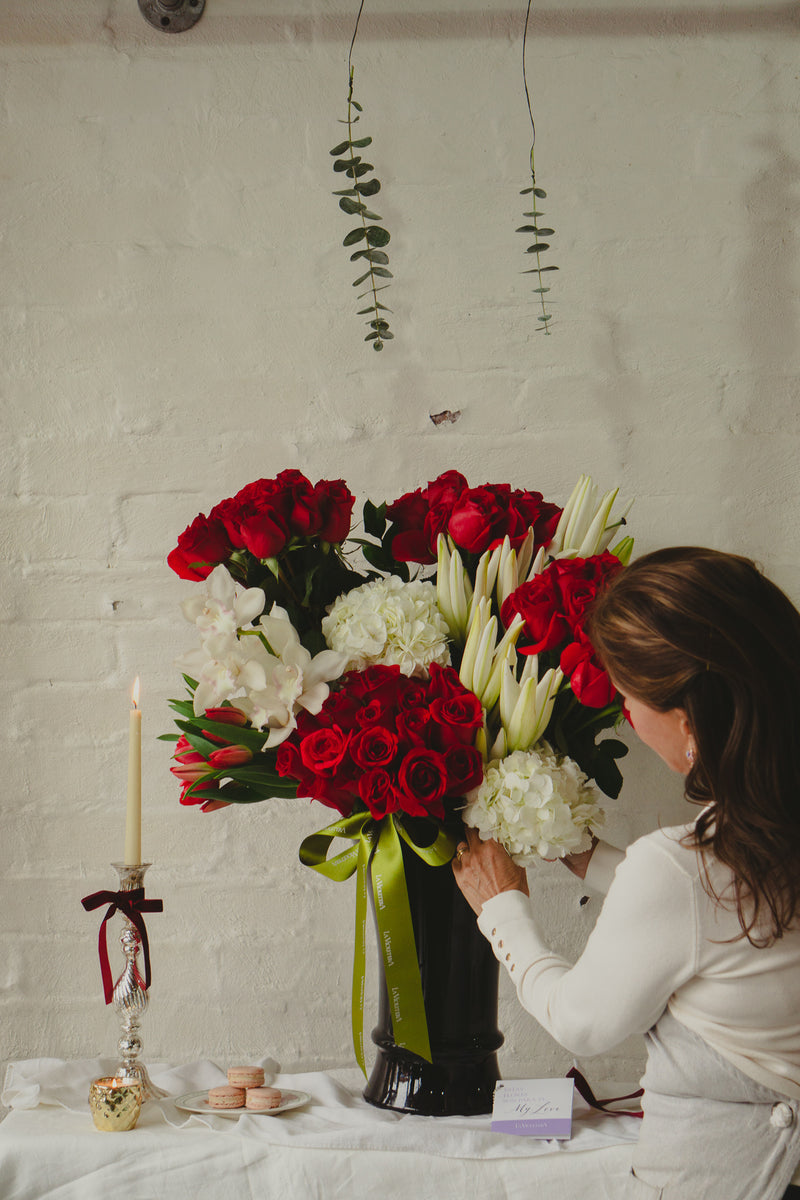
[1,0,798,1087]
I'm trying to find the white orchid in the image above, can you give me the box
[548,474,633,559]
[237,605,347,748]
[176,631,275,716]
[180,564,266,639]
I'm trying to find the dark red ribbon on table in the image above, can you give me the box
[80,887,163,1005]
[567,1067,644,1119]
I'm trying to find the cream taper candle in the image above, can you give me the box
[124,678,142,865]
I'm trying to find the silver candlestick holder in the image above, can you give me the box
[110,863,167,1101]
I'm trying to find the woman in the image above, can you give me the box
[453,547,800,1200]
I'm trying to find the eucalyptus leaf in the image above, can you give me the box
[526,242,551,253]
[367,250,389,264]
[365,226,390,247]
[339,197,365,215]
[330,141,351,156]
[520,187,533,195]
[516,225,539,233]
[352,270,372,286]
[333,158,357,172]
[355,179,381,196]
[351,136,373,147]
[343,228,366,245]
[349,162,373,178]
[533,187,547,198]
[332,188,357,196]
[371,266,393,278]
[535,227,555,236]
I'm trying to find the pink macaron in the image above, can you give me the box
[245,1086,282,1111]
[227,1066,265,1089]
[207,1085,245,1109]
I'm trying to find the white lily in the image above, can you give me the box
[180,564,265,639]
[548,474,633,559]
[498,654,563,754]
[436,535,473,642]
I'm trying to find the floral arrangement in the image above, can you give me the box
[165,469,633,1067]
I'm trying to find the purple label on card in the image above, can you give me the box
[491,1117,573,1138]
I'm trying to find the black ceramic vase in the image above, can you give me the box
[362,833,503,1116]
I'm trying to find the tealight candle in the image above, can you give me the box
[124,678,142,866]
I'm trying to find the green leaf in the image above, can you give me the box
[343,228,366,246]
[532,287,551,294]
[533,187,547,198]
[535,227,555,236]
[365,225,390,247]
[371,267,393,278]
[519,187,533,195]
[355,178,381,196]
[539,265,559,272]
[538,314,553,322]
[330,140,351,156]
[332,188,357,196]
[370,320,390,330]
[363,500,387,538]
[365,332,380,341]
[356,307,374,314]
[516,225,539,233]
[350,248,389,265]
[339,197,365,215]
[526,243,551,253]
[352,100,363,112]
[333,157,358,172]
[348,162,373,178]
[351,136,372,147]
[358,284,391,297]
[522,211,544,217]
[352,270,373,286]
[362,210,382,220]
[378,330,393,339]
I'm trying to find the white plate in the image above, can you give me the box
[174,1088,310,1117]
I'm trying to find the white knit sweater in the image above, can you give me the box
[477,822,800,1101]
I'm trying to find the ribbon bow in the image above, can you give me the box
[81,887,163,1005]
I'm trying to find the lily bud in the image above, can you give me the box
[459,598,491,694]
[611,535,635,565]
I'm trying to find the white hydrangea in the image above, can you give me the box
[462,743,603,866]
[321,575,451,676]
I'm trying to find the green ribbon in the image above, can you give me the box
[299,811,456,1074]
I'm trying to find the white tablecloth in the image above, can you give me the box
[0,1058,642,1199]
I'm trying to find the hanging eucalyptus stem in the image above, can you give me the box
[330,0,393,350]
[517,0,557,332]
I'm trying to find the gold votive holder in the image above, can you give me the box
[88,1076,143,1132]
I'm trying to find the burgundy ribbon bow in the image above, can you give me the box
[81,887,163,1005]
[567,1067,644,1119]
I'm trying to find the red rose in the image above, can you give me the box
[358,769,400,819]
[560,634,616,708]
[386,472,469,563]
[396,706,430,744]
[501,571,569,654]
[214,487,289,559]
[506,490,562,550]
[551,553,622,634]
[299,726,351,775]
[167,512,234,580]
[447,484,511,555]
[350,725,399,770]
[444,744,485,794]
[428,692,484,746]
[397,748,449,819]
[314,479,355,543]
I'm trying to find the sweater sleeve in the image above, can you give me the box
[477,834,700,1057]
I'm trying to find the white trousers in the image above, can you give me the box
[629,1011,800,1200]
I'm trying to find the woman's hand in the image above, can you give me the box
[452,827,529,916]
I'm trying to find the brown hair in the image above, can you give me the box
[588,546,800,944]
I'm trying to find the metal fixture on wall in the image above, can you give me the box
[138,0,205,33]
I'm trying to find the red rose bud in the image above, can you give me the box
[207,744,253,768]
[203,706,249,726]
